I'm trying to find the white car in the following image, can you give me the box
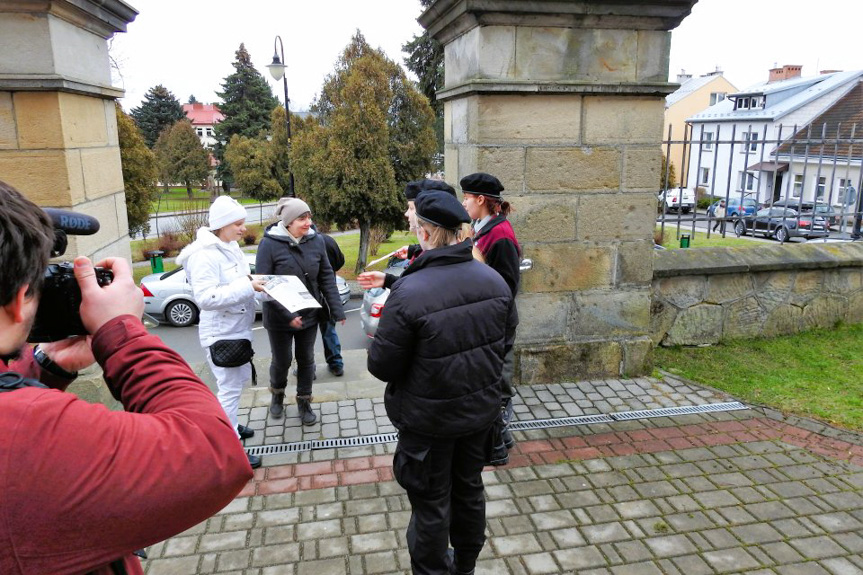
[658,188,695,214]
[141,253,350,327]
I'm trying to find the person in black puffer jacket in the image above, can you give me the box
[256,198,345,426]
[368,191,517,575]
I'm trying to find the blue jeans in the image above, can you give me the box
[319,319,343,369]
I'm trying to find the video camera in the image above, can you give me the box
[28,209,113,343]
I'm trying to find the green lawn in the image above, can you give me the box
[332,231,414,279]
[134,262,178,284]
[655,323,863,431]
[657,225,760,249]
[150,188,259,212]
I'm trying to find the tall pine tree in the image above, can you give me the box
[403,0,444,166]
[214,43,280,192]
[130,85,187,148]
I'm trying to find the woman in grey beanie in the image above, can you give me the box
[255,198,346,425]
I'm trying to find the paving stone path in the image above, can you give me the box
[142,375,863,575]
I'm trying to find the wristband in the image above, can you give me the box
[33,345,79,380]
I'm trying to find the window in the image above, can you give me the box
[710,92,727,106]
[738,171,755,191]
[792,174,803,198]
[838,178,857,205]
[196,128,203,137]
[703,132,714,151]
[206,128,213,137]
[815,177,826,200]
[736,98,750,110]
[700,167,711,185]
[741,132,757,153]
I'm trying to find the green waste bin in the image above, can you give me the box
[679,234,691,248]
[146,250,165,273]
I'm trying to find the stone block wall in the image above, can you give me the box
[423,0,697,383]
[651,244,863,346]
[0,1,136,262]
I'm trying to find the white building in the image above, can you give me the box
[182,102,223,149]
[685,66,863,207]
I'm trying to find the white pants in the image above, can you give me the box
[206,349,252,440]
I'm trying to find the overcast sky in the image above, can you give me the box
[113,0,863,112]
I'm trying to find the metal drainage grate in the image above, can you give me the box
[246,432,398,457]
[510,414,614,431]
[245,402,750,456]
[609,402,749,421]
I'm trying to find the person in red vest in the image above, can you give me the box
[0,180,253,575]
[461,172,522,465]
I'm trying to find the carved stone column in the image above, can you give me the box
[0,0,138,260]
[420,0,697,381]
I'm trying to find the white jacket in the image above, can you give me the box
[176,228,256,348]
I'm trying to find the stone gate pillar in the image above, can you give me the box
[0,0,137,261]
[420,1,697,382]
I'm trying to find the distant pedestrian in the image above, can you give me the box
[713,200,727,233]
[318,230,346,377]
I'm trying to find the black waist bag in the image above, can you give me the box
[210,339,257,385]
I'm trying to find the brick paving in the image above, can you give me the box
[142,375,863,574]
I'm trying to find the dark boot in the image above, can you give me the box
[269,391,285,418]
[237,424,255,440]
[446,548,476,575]
[501,398,515,449]
[247,453,262,469]
[296,395,317,426]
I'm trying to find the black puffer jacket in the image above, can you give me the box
[368,240,517,438]
[256,225,346,331]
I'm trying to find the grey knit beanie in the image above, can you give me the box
[274,197,311,226]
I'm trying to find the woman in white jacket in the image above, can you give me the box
[176,196,267,469]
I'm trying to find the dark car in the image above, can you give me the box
[710,197,758,218]
[771,199,839,228]
[733,207,830,243]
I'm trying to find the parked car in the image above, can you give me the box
[733,207,830,243]
[771,199,840,228]
[141,253,351,327]
[658,188,695,214]
[359,257,410,339]
[710,197,758,218]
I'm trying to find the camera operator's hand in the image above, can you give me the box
[40,336,96,373]
[75,256,145,335]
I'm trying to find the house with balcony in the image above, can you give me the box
[684,66,863,207]
[182,102,223,149]
[664,69,737,187]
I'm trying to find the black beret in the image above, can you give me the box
[460,172,504,198]
[404,178,457,200]
[415,190,470,230]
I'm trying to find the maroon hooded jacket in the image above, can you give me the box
[0,316,253,575]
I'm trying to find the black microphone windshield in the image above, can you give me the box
[43,208,100,236]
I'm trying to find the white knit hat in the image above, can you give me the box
[273,197,311,226]
[208,196,247,230]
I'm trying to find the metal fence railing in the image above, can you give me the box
[658,122,863,244]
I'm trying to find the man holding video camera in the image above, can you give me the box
[0,180,253,575]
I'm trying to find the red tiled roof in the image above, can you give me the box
[182,103,224,126]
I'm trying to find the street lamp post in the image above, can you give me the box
[267,35,295,198]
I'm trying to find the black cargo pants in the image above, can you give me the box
[393,426,493,575]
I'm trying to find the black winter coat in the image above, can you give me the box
[256,225,346,331]
[368,240,517,438]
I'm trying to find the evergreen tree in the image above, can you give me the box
[403,0,444,166]
[224,134,282,203]
[130,85,187,148]
[154,120,210,197]
[299,32,436,273]
[188,94,198,104]
[214,43,280,191]
[115,104,158,238]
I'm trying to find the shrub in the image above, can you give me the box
[157,232,185,257]
[242,230,257,246]
[368,226,391,256]
[653,228,666,246]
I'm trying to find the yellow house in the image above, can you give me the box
[664,71,737,187]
